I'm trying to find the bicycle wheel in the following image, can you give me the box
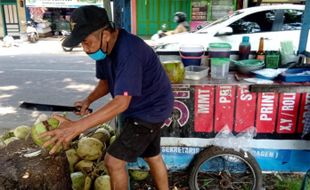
[189,146,262,190]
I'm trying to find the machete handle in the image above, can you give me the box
[75,106,93,113]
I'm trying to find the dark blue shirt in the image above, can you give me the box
[96,29,173,123]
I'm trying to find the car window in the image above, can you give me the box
[195,11,242,33]
[228,10,276,34]
[282,9,303,31]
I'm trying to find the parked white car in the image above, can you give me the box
[151,4,308,54]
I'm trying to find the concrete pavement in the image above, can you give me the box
[0,36,84,56]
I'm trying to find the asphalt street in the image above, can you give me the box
[0,38,111,133]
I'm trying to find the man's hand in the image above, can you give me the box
[40,114,82,155]
[74,98,91,116]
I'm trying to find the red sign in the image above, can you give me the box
[256,92,279,133]
[214,85,236,132]
[297,93,310,133]
[194,85,214,132]
[234,86,257,133]
[276,93,300,134]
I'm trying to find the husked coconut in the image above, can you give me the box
[14,125,31,140]
[70,172,85,190]
[94,175,111,190]
[34,114,49,125]
[84,176,92,190]
[109,135,116,145]
[101,123,115,136]
[0,139,5,149]
[129,170,149,181]
[74,160,94,173]
[77,137,104,161]
[91,128,110,144]
[95,161,108,175]
[4,137,19,145]
[0,130,15,141]
[65,148,80,173]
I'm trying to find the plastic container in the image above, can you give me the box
[239,36,251,60]
[179,44,205,67]
[234,59,265,74]
[280,68,310,82]
[281,54,299,66]
[185,65,208,80]
[208,43,232,59]
[211,58,230,79]
[265,51,280,68]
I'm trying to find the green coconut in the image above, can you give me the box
[129,170,149,181]
[74,160,94,174]
[91,128,110,144]
[31,118,60,149]
[71,172,85,190]
[84,175,92,190]
[162,60,185,83]
[94,175,111,190]
[4,137,19,145]
[14,125,31,140]
[66,148,80,173]
[100,123,115,136]
[77,137,104,161]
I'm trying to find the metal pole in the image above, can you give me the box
[103,0,112,21]
[298,0,310,55]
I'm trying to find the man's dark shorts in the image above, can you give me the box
[107,118,163,162]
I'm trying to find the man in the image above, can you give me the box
[41,5,173,190]
[162,12,190,37]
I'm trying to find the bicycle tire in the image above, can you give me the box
[188,146,263,190]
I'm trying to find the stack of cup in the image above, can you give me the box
[208,43,232,79]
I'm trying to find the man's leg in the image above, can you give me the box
[104,152,128,190]
[144,154,169,190]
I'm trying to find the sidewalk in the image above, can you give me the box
[0,37,84,56]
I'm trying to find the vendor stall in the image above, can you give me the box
[129,1,310,189]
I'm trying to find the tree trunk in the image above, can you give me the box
[0,139,71,190]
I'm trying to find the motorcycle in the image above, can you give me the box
[26,20,39,43]
[151,24,168,41]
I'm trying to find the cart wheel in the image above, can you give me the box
[188,146,262,190]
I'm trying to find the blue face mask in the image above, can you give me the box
[87,49,106,61]
[87,31,107,61]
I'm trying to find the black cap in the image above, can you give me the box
[62,5,110,47]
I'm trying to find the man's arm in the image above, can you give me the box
[41,95,132,154]
[77,95,131,132]
[87,79,109,103]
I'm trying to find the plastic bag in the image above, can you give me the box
[212,125,256,152]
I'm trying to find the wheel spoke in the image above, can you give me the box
[189,147,262,190]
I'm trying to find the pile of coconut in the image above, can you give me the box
[0,114,150,190]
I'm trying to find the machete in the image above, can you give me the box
[19,102,93,113]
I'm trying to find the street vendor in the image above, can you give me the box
[40,5,173,190]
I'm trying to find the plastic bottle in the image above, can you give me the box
[239,36,251,60]
[256,37,265,61]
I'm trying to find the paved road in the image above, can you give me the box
[0,38,111,133]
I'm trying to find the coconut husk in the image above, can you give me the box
[0,138,71,190]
